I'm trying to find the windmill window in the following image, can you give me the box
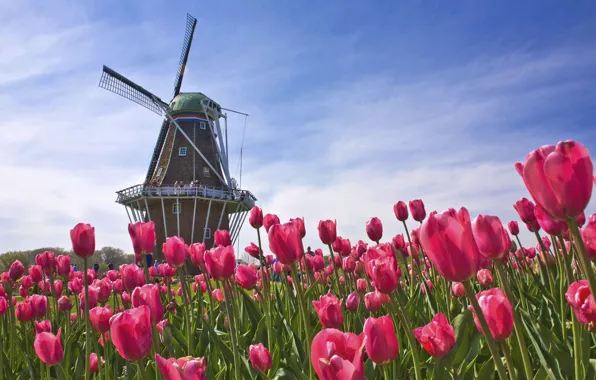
[178,147,187,156]
[204,228,211,239]
[203,166,211,177]
[156,167,163,177]
[172,202,181,215]
[199,122,207,130]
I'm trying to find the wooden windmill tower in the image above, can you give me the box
[98,14,256,267]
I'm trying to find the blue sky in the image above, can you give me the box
[1,0,595,257]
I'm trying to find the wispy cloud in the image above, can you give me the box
[0,1,595,257]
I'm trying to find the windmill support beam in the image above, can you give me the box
[144,198,152,222]
[125,206,133,223]
[203,200,213,242]
[191,198,198,244]
[160,198,168,240]
[176,197,181,237]
[231,210,248,244]
[217,201,228,230]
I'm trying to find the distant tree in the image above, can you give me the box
[97,246,134,267]
[0,251,30,273]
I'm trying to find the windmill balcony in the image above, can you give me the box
[116,183,256,209]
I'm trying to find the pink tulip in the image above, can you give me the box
[413,313,456,358]
[34,328,63,366]
[249,343,272,373]
[366,217,383,242]
[346,292,360,311]
[515,141,593,219]
[204,245,236,280]
[581,216,596,260]
[364,291,381,312]
[8,260,24,281]
[394,201,409,221]
[57,296,72,312]
[318,219,337,245]
[90,353,104,373]
[30,295,48,319]
[263,213,280,233]
[468,288,514,341]
[472,215,510,259]
[363,315,399,364]
[214,229,232,247]
[189,242,206,270]
[249,206,263,229]
[235,265,257,290]
[109,305,153,361]
[451,282,466,297]
[409,199,426,222]
[268,221,304,266]
[507,221,520,236]
[312,292,344,329]
[56,255,70,277]
[565,280,596,325]
[34,320,52,335]
[163,236,189,268]
[477,269,494,287]
[311,328,365,380]
[128,221,157,256]
[70,223,95,258]
[534,204,568,236]
[155,354,207,380]
[244,242,261,258]
[132,284,164,324]
[419,207,479,282]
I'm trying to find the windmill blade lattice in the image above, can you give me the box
[99,65,169,115]
[172,13,198,97]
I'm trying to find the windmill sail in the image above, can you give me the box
[172,14,198,97]
[99,66,169,115]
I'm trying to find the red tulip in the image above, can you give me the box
[109,305,153,361]
[8,260,24,281]
[419,207,479,282]
[249,206,264,229]
[57,296,72,312]
[128,221,156,255]
[204,245,236,280]
[291,217,306,239]
[119,264,143,292]
[312,292,344,329]
[263,213,280,233]
[394,201,409,221]
[90,353,104,373]
[132,284,164,324]
[472,214,510,259]
[34,328,63,366]
[155,354,207,379]
[268,221,304,266]
[363,315,399,364]
[311,328,365,380]
[534,204,568,236]
[235,264,257,289]
[36,252,56,276]
[366,217,383,242]
[163,236,189,268]
[409,199,426,222]
[29,265,43,282]
[15,300,33,322]
[89,306,112,333]
[346,292,360,311]
[507,221,519,236]
[56,255,70,277]
[515,141,593,219]
[413,312,456,358]
[249,343,272,373]
[212,288,224,302]
[581,216,596,260]
[370,256,400,294]
[468,288,514,341]
[565,280,596,325]
[356,278,367,293]
[476,269,494,287]
[214,229,232,247]
[318,220,337,245]
[70,223,95,258]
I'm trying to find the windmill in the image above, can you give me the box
[98,13,256,269]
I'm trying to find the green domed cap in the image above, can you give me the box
[169,92,221,118]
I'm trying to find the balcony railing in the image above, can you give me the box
[116,184,256,208]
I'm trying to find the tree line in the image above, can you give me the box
[0,246,135,274]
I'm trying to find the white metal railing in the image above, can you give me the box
[116,184,256,207]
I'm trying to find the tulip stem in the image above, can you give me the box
[463,280,509,380]
[567,218,596,297]
[222,282,241,380]
[83,258,91,380]
[494,260,533,380]
[290,265,313,379]
[137,360,147,380]
[390,293,423,380]
[256,228,274,351]
[178,271,193,355]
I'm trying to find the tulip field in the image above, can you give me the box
[1,140,596,379]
